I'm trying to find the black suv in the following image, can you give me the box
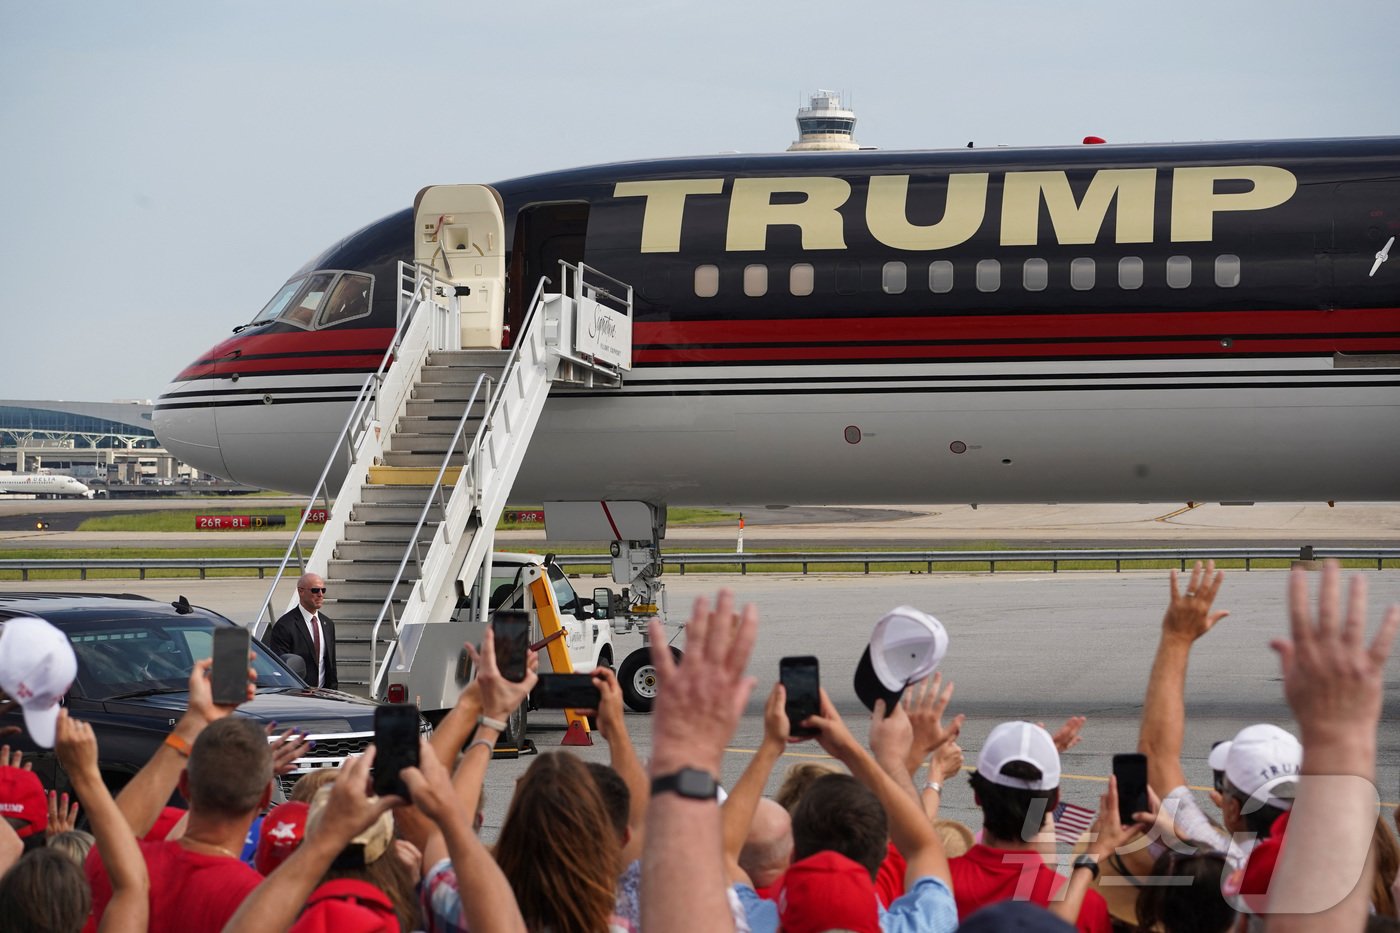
[0,593,399,799]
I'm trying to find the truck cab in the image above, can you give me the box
[473,551,614,674]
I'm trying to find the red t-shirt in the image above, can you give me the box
[949,844,1111,933]
[875,841,907,907]
[85,838,263,933]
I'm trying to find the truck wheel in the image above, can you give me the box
[619,646,681,713]
[497,699,529,750]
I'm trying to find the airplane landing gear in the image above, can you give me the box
[618,644,682,712]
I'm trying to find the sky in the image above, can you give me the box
[2,0,1397,402]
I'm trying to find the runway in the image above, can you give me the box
[7,569,1397,838]
[5,500,1400,550]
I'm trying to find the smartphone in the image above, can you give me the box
[372,704,420,799]
[210,626,251,706]
[532,673,602,709]
[780,656,821,738]
[1112,753,1150,826]
[491,610,530,682]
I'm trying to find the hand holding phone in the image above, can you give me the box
[491,610,531,683]
[210,627,252,706]
[373,704,420,800]
[780,656,821,738]
[1112,752,1150,826]
[532,673,602,710]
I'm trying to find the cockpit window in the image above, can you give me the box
[281,272,336,328]
[248,271,374,331]
[317,273,373,328]
[251,279,303,325]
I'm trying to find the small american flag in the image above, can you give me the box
[1052,801,1097,847]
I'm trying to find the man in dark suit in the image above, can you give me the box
[267,572,338,690]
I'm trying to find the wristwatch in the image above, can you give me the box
[1072,854,1101,880]
[651,768,720,801]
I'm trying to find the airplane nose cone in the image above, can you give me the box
[153,379,230,480]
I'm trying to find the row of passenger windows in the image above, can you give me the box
[693,256,1243,298]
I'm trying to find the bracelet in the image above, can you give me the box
[466,738,496,756]
[924,780,942,794]
[163,733,193,758]
[477,714,507,732]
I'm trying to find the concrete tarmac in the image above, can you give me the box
[7,569,1397,837]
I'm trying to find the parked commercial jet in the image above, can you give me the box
[0,473,93,498]
[155,136,1400,506]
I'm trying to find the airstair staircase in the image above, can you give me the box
[253,184,633,710]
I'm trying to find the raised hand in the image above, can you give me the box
[763,682,791,746]
[187,655,256,723]
[903,673,964,773]
[932,740,964,783]
[46,790,81,837]
[588,666,627,744]
[0,744,30,771]
[1273,560,1399,748]
[649,590,758,776]
[464,629,538,722]
[267,726,313,776]
[1046,715,1087,753]
[1163,560,1229,642]
[806,687,860,764]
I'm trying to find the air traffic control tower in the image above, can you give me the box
[787,90,860,152]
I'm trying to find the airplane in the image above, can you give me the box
[154,136,1400,507]
[0,472,94,499]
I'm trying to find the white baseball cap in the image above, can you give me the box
[976,721,1061,791]
[1208,723,1301,809]
[853,606,948,712]
[0,616,77,748]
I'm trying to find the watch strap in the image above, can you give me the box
[1072,855,1101,880]
[650,768,720,800]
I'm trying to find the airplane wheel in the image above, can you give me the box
[619,646,681,713]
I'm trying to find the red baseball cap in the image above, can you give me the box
[0,765,47,838]
[256,801,310,875]
[776,851,881,933]
[290,879,400,933]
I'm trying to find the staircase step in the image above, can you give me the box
[387,432,477,455]
[351,501,447,524]
[335,541,426,562]
[359,484,436,504]
[326,579,420,603]
[411,383,497,403]
[395,414,484,436]
[419,364,505,384]
[380,451,469,469]
[368,464,462,484]
[426,350,510,367]
[337,515,436,546]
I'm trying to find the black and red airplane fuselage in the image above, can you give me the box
[155,136,1400,504]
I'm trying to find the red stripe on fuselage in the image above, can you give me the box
[174,327,396,381]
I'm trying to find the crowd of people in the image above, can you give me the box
[0,558,1395,932]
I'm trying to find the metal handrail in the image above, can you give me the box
[364,273,554,688]
[365,372,492,678]
[251,263,437,636]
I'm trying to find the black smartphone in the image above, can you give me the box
[532,673,602,709]
[780,656,821,738]
[491,610,530,682]
[373,704,420,799]
[210,626,251,706]
[1112,752,1150,826]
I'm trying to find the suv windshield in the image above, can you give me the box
[66,619,301,700]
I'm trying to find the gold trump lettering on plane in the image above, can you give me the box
[613,166,1297,252]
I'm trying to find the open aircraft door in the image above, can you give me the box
[414,184,507,349]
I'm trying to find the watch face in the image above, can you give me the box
[676,769,716,798]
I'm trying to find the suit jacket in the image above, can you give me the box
[267,606,338,690]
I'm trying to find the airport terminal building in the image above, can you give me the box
[0,399,175,481]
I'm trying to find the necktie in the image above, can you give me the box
[310,614,322,687]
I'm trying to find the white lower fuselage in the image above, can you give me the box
[153,354,1400,504]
